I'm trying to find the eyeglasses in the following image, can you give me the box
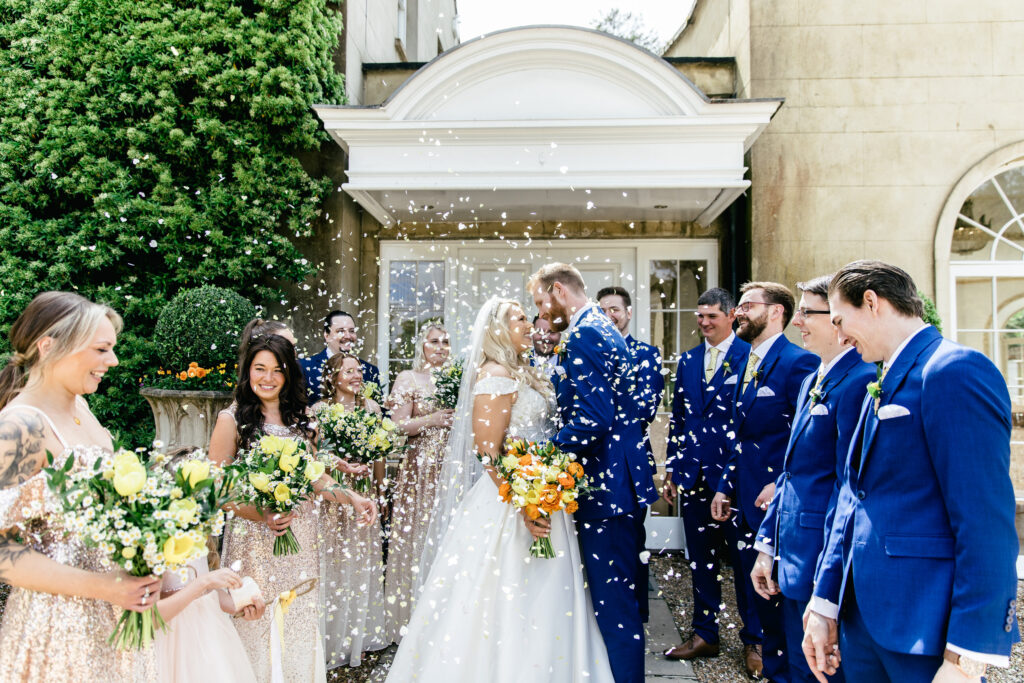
[794,307,831,319]
[735,300,778,313]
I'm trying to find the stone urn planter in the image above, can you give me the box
[140,387,233,452]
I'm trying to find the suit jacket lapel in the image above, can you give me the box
[684,348,708,414]
[736,338,785,427]
[783,373,815,469]
[858,327,941,474]
[704,341,742,412]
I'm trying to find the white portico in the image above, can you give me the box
[314,27,781,541]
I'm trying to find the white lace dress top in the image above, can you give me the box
[472,376,556,444]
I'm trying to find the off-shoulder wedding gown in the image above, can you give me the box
[385,376,614,682]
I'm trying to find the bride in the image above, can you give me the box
[385,298,614,682]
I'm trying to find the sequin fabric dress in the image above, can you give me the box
[0,406,157,683]
[321,471,388,668]
[218,407,326,683]
[382,370,451,641]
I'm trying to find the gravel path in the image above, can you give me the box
[649,552,1024,683]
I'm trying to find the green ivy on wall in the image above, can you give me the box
[0,0,345,445]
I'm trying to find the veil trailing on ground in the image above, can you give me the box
[414,296,501,593]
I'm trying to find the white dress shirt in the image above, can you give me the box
[703,332,735,377]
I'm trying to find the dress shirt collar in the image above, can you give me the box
[750,332,783,364]
[566,301,595,335]
[820,346,856,379]
[884,324,931,372]
[705,332,735,355]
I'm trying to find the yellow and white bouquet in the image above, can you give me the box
[314,403,405,492]
[227,434,326,556]
[494,439,592,559]
[431,357,464,410]
[44,448,234,649]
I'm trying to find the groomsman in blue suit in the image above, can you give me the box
[530,264,659,683]
[749,274,874,682]
[597,285,665,623]
[597,286,665,468]
[804,261,1019,683]
[712,281,818,682]
[662,287,765,673]
[299,310,381,403]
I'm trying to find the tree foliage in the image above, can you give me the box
[0,0,345,445]
[590,8,664,54]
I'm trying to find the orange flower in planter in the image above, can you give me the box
[195,368,208,379]
[178,371,188,381]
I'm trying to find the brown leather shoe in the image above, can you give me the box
[664,634,720,660]
[743,643,764,678]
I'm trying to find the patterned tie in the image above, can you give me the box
[742,352,760,392]
[705,347,720,383]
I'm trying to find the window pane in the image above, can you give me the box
[677,260,708,303]
[955,277,992,330]
[956,330,994,360]
[650,260,678,309]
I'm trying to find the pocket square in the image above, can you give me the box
[724,375,739,385]
[809,403,830,416]
[553,365,566,377]
[756,386,775,397]
[877,404,911,420]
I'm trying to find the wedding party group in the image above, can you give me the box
[0,259,1018,683]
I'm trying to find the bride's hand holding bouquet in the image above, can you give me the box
[44,447,234,649]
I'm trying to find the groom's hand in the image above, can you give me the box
[710,492,732,521]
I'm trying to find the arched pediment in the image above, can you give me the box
[315,26,782,227]
[384,27,711,121]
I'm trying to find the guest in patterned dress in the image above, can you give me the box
[382,322,454,641]
[209,333,377,683]
[0,291,159,682]
[315,353,389,668]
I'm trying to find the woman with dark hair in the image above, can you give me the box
[0,291,159,681]
[236,318,297,372]
[209,334,377,683]
[315,353,389,668]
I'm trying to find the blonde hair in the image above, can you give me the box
[527,262,586,296]
[412,321,447,371]
[320,352,367,406]
[0,292,123,410]
[479,300,552,396]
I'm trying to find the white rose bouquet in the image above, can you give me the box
[226,434,326,556]
[315,403,405,493]
[431,357,464,410]
[44,447,233,649]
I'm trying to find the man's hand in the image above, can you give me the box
[802,610,841,683]
[750,551,779,600]
[710,492,732,521]
[754,482,776,511]
[662,478,678,505]
[931,659,981,682]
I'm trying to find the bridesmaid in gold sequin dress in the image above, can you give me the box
[0,292,159,682]
[315,352,389,668]
[209,332,377,683]
[383,323,454,641]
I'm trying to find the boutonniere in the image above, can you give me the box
[751,368,763,385]
[809,386,824,405]
[553,342,565,356]
[867,365,884,414]
[722,360,732,376]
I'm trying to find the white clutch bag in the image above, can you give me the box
[229,576,262,612]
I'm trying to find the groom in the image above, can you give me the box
[529,263,659,683]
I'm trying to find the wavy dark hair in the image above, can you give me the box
[321,352,367,405]
[233,333,313,449]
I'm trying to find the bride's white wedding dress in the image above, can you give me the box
[385,375,614,682]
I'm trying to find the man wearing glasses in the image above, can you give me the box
[711,281,817,682]
[748,274,875,682]
[662,288,765,676]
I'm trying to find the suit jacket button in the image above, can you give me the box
[1006,624,1014,632]
[1011,600,1017,608]
[857,490,866,500]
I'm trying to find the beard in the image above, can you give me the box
[736,312,768,342]
[546,300,571,333]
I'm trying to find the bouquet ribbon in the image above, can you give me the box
[269,577,317,683]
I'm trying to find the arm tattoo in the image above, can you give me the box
[0,411,47,489]
[0,531,34,582]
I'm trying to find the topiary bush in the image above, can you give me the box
[919,290,943,334]
[154,286,256,372]
[0,0,345,445]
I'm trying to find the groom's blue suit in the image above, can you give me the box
[552,304,658,683]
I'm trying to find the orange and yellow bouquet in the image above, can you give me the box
[494,439,591,558]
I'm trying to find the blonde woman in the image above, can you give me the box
[0,292,159,681]
[316,353,389,668]
[382,322,454,640]
[385,297,613,682]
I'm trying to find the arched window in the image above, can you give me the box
[946,158,1024,493]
